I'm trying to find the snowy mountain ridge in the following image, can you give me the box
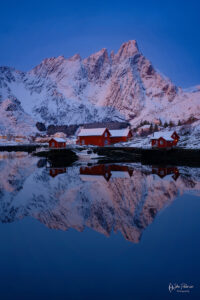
[0,40,200,135]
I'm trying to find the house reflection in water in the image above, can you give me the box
[49,167,67,178]
[152,166,180,181]
[79,164,133,182]
[110,165,133,178]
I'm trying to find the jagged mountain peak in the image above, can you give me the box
[0,40,200,134]
[68,53,81,61]
[83,48,109,64]
[114,40,139,62]
[30,55,67,77]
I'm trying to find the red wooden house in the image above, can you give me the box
[49,138,66,149]
[151,131,179,149]
[76,128,111,146]
[110,128,132,144]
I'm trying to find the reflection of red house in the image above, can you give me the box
[49,138,66,149]
[152,166,179,181]
[80,165,111,181]
[110,128,132,144]
[49,167,67,178]
[109,165,133,178]
[76,128,111,147]
[151,131,179,149]
[80,164,133,182]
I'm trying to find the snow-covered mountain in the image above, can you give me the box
[0,40,200,135]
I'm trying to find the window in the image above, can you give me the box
[105,140,108,145]
[160,140,164,145]
[82,140,85,145]
[52,142,55,147]
[105,132,107,137]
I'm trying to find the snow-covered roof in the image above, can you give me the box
[50,137,66,142]
[150,131,175,141]
[110,128,130,137]
[78,128,107,137]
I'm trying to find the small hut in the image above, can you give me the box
[49,138,66,149]
[151,131,179,148]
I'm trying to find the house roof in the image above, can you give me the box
[78,128,108,137]
[110,128,130,137]
[150,131,175,141]
[50,137,66,142]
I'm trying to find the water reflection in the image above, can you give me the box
[152,166,180,181]
[49,167,67,178]
[80,164,133,182]
[0,152,200,243]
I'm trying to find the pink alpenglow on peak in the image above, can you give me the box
[114,40,139,62]
[68,54,81,61]
[83,48,109,64]
[1,39,200,138]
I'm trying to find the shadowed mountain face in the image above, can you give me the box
[0,152,200,243]
[0,40,200,135]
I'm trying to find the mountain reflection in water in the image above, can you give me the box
[0,152,200,243]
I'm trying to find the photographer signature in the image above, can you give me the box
[169,283,194,293]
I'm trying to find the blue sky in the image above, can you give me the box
[0,0,200,87]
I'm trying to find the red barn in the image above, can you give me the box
[76,128,111,146]
[151,131,179,149]
[110,128,132,144]
[49,138,66,149]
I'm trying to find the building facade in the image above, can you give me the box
[77,128,111,146]
[110,128,132,144]
[49,138,66,149]
[151,131,179,149]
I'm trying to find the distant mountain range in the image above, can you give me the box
[0,40,200,136]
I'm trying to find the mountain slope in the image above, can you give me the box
[0,40,200,135]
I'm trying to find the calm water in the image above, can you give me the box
[0,152,200,300]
